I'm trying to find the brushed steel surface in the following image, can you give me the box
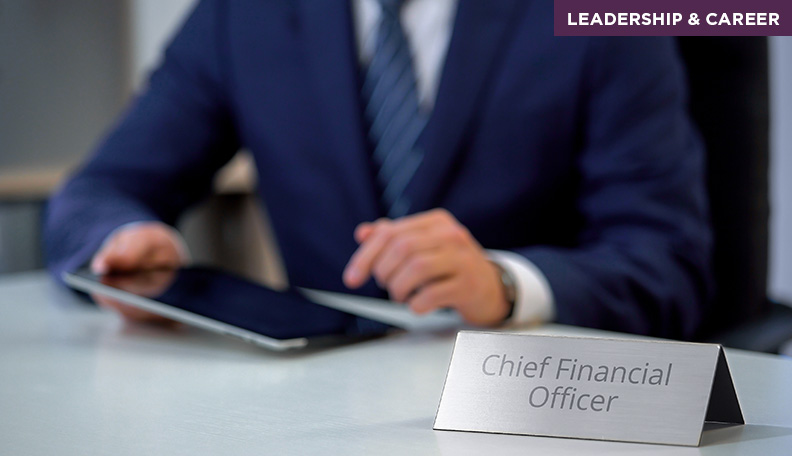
[434,332,731,446]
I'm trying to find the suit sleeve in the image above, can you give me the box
[44,0,239,281]
[518,37,712,339]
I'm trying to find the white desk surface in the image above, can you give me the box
[1,272,791,455]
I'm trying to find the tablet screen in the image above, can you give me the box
[68,267,387,342]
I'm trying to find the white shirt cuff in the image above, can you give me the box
[487,249,555,326]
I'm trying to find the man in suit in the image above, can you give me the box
[44,0,712,338]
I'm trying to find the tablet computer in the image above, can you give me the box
[63,267,393,351]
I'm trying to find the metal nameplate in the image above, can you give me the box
[433,332,743,446]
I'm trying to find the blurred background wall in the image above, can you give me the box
[128,0,195,89]
[0,1,129,272]
[0,1,789,303]
[770,38,792,304]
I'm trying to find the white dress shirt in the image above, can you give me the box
[102,0,555,326]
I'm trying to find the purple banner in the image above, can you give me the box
[555,0,792,36]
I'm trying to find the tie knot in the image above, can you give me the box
[379,0,405,17]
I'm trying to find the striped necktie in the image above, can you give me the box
[362,0,428,218]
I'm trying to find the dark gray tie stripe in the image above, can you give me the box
[362,0,427,218]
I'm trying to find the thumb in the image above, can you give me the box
[354,222,378,244]
[91,235,150,274]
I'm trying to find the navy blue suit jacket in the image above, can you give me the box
[45,0,712,338]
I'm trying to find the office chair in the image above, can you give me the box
[677,37,792,352]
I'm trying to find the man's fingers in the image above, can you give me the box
[147,245,183,269]
[106,240,146,271]
[91,224,184,275]
[87,223,186,325]
[90,244,114,275]
[370,209,452,237]
[92,231,139,273]
[94,269,179,325]
[386,251,455,302]
[93,293,174,324]
[100,269,177,296]
[407,279,459,314]
[348,208,510,326]
[352,209,456,246]
[371,233,437,286]
[354,221,378,243]
[344,219,397,287]
[346,210,458,288]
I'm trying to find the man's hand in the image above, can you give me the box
[98,269,180,324]
[343,209,511,326]
[90,222,185,323]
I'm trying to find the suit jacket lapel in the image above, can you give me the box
[297,0,381,221]
[407,0,526,214]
